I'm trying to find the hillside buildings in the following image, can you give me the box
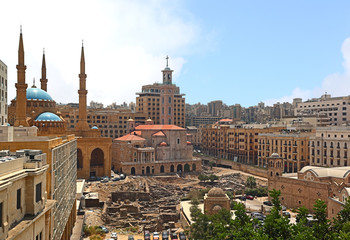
[136,57,186,127]
[0,60,7,125]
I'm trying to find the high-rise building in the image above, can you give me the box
[136,56,186,127]
[0,60,7,125]
[208,100,223,117]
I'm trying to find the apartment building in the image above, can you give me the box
[258,131,311,173]
[0,150,54,240]
[310,127,350,167]
[295,94,350,126]
[0,60,7,125]
[136,57,186,127]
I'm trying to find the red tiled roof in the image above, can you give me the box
[135,125,184,130]
[131,131,142,135]
[152,131,166,137]
[219,119,233,122]
[115,133,146,141]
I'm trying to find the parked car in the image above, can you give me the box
[251,212,266,221]
[162,231,169,240]
[263,200,273,206]
[240,196,246,201]
[100,177,109,183]
[111,232,118,239]
[179,232,186,240]
[88,176,96,181]
[282,205,287,211]
[144,230,151,240]
[153,232,160,240]
[98,226,109,233]
[283,211,291,218]
[246,195,254,200]
[171,233,178,240]
[112,177,120,181]
[127,235,134,240]
[120,174,126,180]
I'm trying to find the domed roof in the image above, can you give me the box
[270,153,280,158]
[208,187,225,197]
[186,141,192,145]
[212,205,222,212]
[35,112,62,121]
[160,141,168,146]
[92,126,98,129]
[27,87,53,101]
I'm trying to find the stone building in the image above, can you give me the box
[258,131,311,172]
[112,121,201,175]
[0,59,7,125]
[136,56,186,127]
[202,122,283,165]
[0,150,55,240]
[267,153,349,219]
[310,127,350,167]
[295,94,350,126]
[204,187,230,215]
[58,105,147,138]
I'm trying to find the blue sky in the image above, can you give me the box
[1,1,350,107]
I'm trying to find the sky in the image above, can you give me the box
[1,0,350,107]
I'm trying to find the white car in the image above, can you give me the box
[111,232,118,239]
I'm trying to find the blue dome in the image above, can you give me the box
[26,88,53,101]
[92,126,98,129]
[35,112,62,121]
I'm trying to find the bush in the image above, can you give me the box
[245,187,268,197]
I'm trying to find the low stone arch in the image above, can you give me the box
[184,164,190,172]
[131,167,136,175]
[177,164,183,172]
[160,165,165,173]
[90,148,104,166]
[192,163,196,171]
[77,148,83,169]
[170,165,175,172]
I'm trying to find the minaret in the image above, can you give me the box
[161,55,174,85]
[40,49,48,91]
[76,42,89,130]
[14,28,29,127]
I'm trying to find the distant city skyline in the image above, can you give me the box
[1,1,350,107]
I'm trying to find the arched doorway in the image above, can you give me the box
[77,148,83,169]
[131,167,136,175]
[170,165,174,172]
[90,148,104,166]
[177,164,183,172]
[146,166,150,174]
[192,163,196,171]
[160,165,165,173]
[184,164,190,172]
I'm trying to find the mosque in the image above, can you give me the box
[8,30,112,179]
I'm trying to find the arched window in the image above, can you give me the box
[160,165,165,173]
[90,148,104,166]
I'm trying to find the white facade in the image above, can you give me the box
[0,60,7,125]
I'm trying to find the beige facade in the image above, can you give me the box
[258,132,311,173]
[136,58,185,127]
[267,153,349,219]
[112,124,201,175]
[0,60,7,125]
[58,105,147,138]
[295,94,350,126]
[0,150,55,240]
[204,188,230,215]
[310,127,350,167]
[202,123,283,165]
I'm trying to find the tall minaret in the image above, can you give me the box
[76,43,89,130]
[14,28,29,127]
[40,49,48,91]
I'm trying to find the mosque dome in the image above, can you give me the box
[35,112,62,121]
[26,87,53,101]
[270,153,280,158]
[212,205,222,212]
[207,187,225,197]
[92,126,98,129]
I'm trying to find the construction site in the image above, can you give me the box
[82,166,268,239]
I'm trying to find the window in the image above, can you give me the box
[177,138,180,144]
[36,183,42,202]
[17,189,21,209]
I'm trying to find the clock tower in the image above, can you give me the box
[162,55,173,85]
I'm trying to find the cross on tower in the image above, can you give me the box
[166,55,169,67]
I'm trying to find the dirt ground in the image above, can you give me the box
[82,166,267,239]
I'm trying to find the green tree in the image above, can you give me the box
[333,197,350,233]
[198,174,209,182]
[312,199,330,240]
[246,176,257,188]
[209,174,219,182]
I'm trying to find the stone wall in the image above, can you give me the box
[111,191,151,202]
[217,159,268,178]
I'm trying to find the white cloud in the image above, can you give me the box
[264,37,350,106]
[0,0,201,106]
